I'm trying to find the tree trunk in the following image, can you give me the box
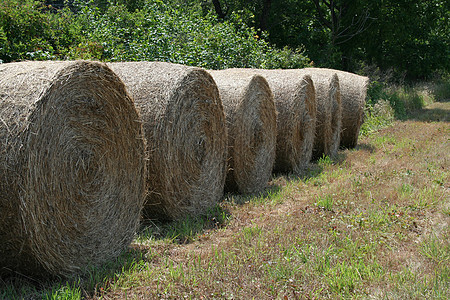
[258,0,272,35]
[212,0,227,19]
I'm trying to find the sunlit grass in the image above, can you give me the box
[2,88,448,299]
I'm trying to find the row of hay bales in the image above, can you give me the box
[0,60,368,278]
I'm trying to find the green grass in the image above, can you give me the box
[1,85,448,299]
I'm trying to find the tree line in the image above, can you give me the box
[1,0,449,79]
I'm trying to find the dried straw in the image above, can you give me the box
[0,61,146,277]
[225,69,316,174]
[304,70,342,159]
[109,62,227,221]
[209,70,277,194]
[307,68,369,148]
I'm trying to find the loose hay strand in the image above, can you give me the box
[109,62,227,221]
[0,61,146,277]
[209,71,277,194]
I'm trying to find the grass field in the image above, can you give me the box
[1,94,449,299]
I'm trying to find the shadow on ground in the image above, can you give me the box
[0,246,148,299]
[138,204,231,245]
[354,143,376,153]
[403,102,450,123]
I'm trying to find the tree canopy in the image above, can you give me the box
[1,0,448,79]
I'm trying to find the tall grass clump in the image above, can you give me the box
[431,73,450,101]
[360,71,448,136]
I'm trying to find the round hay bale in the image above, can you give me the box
[0,61,146,277]
[307,68,369,148]
[225,69,316,174]
[109,62,227,221]
[209,71,277,194]
[305,70,342,159]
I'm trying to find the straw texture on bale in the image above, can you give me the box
[225,69,316,174]
[307,68,368,148]
[0,61,146,277]
[109,62,227,221]
[256,69,316,173]
[305,70,342,159]
[209,71,277,194]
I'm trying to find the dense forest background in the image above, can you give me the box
[1,0,449,80]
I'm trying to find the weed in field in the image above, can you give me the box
[43,282,82,300]
[317,155,333,167]
[420,233,449,265]
[360,99,395,136]
[315,195,334,211]
[399,183,414,197]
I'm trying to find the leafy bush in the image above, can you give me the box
[0,0,310,69]
[360,99,394,137]
[0,0,84,62]
[68,2,310,69]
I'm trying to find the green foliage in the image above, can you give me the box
[43,282,82,300]
[0,0,310,69]
[0,26,7,63]
[315,195,334,211]
[2,0,446,78]
[0,0,84,62]
[69,2,309,69]
[0,0,51,61]
[196,0,450,79]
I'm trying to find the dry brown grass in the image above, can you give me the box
[0,61,146,277]
[109,62,227,221]
[91,107,448,298]
[209,70,277,194]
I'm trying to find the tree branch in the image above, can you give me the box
[312,0,332,29]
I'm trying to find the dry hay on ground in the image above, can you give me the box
[304,70,342,159]
[209,70,277,194]
[307,68,369,148]
[109,62,227,221]
[0,61,146,277]
[225,68,316,174]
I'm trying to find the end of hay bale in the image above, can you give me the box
[308,70,341,160]
[234,69,316,175]
[110,62,227,221]
[0,61,146,277]
[211,72,277,194]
